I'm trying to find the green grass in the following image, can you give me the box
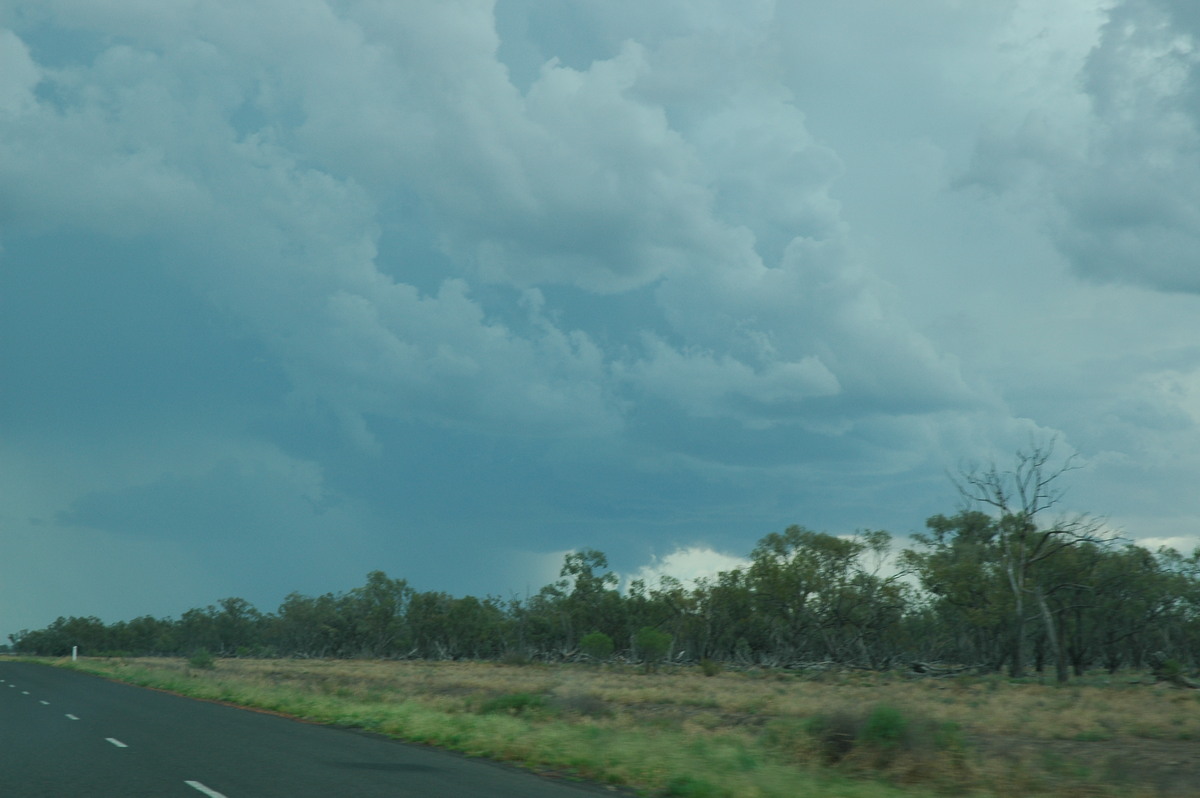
[41,657,938,798]
[477,691,551,716]
[10,656,1190,798]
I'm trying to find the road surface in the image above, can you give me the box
[0,661,618,797]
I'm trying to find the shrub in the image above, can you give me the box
[798,704,967,771]
[580,631,614,662]
[804,710,860,764]
[635,627,672,673]
[551,692,612,719]
[934,721,966,753]
[499,650,533,666]
[1157,658,1187,683]
[478,692,550,716]
[662,774,726,797]
[700,657,721,677]
[188,649,216,670]
[860,704,908,750]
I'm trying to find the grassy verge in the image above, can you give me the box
[11,656,1192,797]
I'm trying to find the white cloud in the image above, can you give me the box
[0,28,38,114]
[626,545,749,591]
[0,0,986,460]
[1134,535,1200,554]
[0,11,630,443]
[621,334,840,424]
[963,0,1200,294]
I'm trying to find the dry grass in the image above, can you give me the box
[34,656,1200,797]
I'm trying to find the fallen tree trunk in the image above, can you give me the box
[908,661,978,678]
[1149,652,1200,689]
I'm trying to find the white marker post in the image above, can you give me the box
[71,646,77,662]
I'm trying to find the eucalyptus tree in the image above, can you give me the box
[344,571,414,657]
[821,530,911,668]
[1149,546,1200,666]
[626,574,697,658]
[10,616,109,656]
[901,511,1014,669]
[444,595,507,659]
[691,567,760,662]
[211,597,264,656]
[746,526,906,665]
[272,591,344,657]
[108,615,176,656]
[408,592,507,659]
[954,441,1109,679]
[559,548,624,645]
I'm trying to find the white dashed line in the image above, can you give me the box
[4,677,221,797]
[185,780,228,797]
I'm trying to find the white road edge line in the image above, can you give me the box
[106,738,128,748]
[185,780,228,798]
[65,714,80,720]
[39,700,49,705]
[20,691,29,695]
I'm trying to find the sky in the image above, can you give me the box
[4,0,1200,641]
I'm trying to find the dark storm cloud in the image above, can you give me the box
[3,1,1200,639]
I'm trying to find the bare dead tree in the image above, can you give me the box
[955,439,1109,680]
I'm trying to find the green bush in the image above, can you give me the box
[860,704,908,750]
[934,720,967,753]
[579,631,614,662]
[798,704,966,770]
[551,692,612,718]
[1158,658,1186,681]
[699,657,721,677]
[187,649,216,670]
[662,774,726,797]
[803,710,860,764]
[635,627,672,673]
[478,692,550,716]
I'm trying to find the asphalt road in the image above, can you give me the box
[0,661,618,797]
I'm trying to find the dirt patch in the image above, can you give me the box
[969,734,1200,797]
[616,699,767,728]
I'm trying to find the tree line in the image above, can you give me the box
[10,445,1200,681]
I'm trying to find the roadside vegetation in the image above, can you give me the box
[13,655,1198,797]
[8,441,1200,795]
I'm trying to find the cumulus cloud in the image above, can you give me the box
[0,29,37,113]
[621,334,840,424]
[963,0,1200,294]
[626,545,749,591]
[1,6,631,444]
[0,0,978,462]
